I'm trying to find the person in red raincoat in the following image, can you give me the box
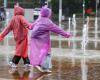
[0,5,31,68]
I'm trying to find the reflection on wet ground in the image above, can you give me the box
[0,54,100,80]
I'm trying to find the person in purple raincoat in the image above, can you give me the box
[29,6,72,72]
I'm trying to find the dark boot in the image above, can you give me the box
[23,57,31,71]
[12,55,21,64]
[22,57,30,64]
[9,55,21,68]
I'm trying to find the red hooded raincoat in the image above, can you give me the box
[0,6,30,58]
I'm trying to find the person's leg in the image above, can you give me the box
[41,53,52,72]
[22,57,30,65]
[21,36,30,65]
[23,57,31,71]
[34,53,52,73]
[9,55,21,68]
[12,55,21,64]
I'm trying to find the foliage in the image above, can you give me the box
[51,0,83,17]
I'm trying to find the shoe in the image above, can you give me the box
[43,69,52,73]
[35,66,44,72]
[23,64,32,71]
[9,62,17,68]
[23,64,32,68]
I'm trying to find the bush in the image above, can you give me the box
[51,0,83,16]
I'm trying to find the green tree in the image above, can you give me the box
[51,0,82,17]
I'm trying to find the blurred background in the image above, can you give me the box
[0,0,98,21]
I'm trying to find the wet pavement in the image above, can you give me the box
[0,17,100,80]
[0,53,100,80]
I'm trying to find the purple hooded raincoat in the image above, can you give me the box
[30,7,71,67]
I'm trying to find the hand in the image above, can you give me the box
[0,35,4,41]
[0,37,3,41]
[66,32,72,38]
[28,24,33,30]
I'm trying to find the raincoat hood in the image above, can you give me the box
[14,5,25,16]
[40,6,52,18]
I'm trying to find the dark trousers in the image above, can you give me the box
[12,55,30,65]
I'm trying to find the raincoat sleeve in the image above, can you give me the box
[48,20,72,38]
[0,20,12,38]
[20,16,31,29]
[29,19,39,30]
[29,22,36,30]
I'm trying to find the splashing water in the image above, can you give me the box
[68,17,71,47]
[71,14,77,66]
[81,24,88,55]
[94,17,98,48]
[81,56,88,80]
[5,11,10,64]
[72,14,77,51]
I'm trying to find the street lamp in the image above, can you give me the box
[4,0,7,8]
[96,0,99,17]
[59,0,62,48]
[59,0,62,27]
[47,0,51,7]
[83,0,85,24]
